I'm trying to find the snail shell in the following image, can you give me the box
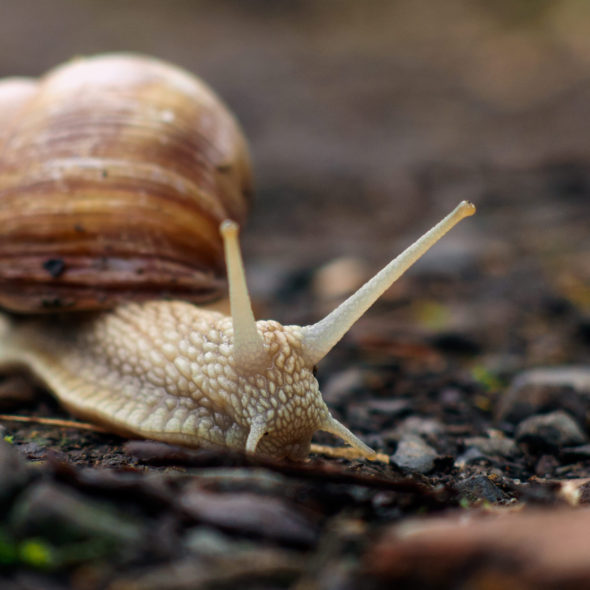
[0,54,252,313]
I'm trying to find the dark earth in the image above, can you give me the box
[1,2,590,589]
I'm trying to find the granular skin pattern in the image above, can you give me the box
[0,301,330,458]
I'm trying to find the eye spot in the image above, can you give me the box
[264,432,269,437]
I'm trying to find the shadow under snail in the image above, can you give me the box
[0,53,475,460]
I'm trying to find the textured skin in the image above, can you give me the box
[0,301,332,459]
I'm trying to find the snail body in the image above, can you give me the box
[0,302,329,460]
[0,54,476,460]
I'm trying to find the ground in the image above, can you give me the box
[1,2,590,589]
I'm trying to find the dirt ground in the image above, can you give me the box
[0,2,590,589]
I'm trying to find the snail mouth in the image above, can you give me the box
[284,441,311,461]
[252,430,311,461]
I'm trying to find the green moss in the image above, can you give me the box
[471,365,504,392]
[18,539,54,568]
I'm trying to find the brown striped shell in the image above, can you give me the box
[0,54,253,313]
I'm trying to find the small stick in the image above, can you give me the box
[0,413,109,433]
[0,415,392,463]
[310,443,390,463]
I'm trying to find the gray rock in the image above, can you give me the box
[497,366,590,424]
[392,416,445,439]
[516,410,587,450]
[179,487,318,545]
[454,446,487,469]
[392,435,438,474]
[455,474,506,503]
[463,436,519,458]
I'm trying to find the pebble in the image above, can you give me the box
[497,366,590,424]
[454,446,487,469]
[462,436,519,458]
[455,434,520,469]
[535,454,560,477]
[455,474,506,503]
[515,410,587,450]
[392,416,445,439]
[179,487,318,546]
[391,434,438,474]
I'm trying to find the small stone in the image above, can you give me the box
[497,366,590,424]
[391,435,438,474]
[179,487,318,546]
[454,446,486,469]
[455,474,506,503]
[462,436,519,458]
[535,454,560,477]
[18,441,50,462]
[516,410,587,450]
[392,416,444,439]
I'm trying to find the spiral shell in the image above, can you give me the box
[0,54,252,312]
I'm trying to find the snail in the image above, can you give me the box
[0,54,475,460]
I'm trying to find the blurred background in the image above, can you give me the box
[0,0,588,363]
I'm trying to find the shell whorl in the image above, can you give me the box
[0,53,253,313]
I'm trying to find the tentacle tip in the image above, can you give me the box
[220,219,239,237]
[459,201,476,217]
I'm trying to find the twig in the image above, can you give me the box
[0,415,390,463]
[0,413,109,433]
[310,443,390,463]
